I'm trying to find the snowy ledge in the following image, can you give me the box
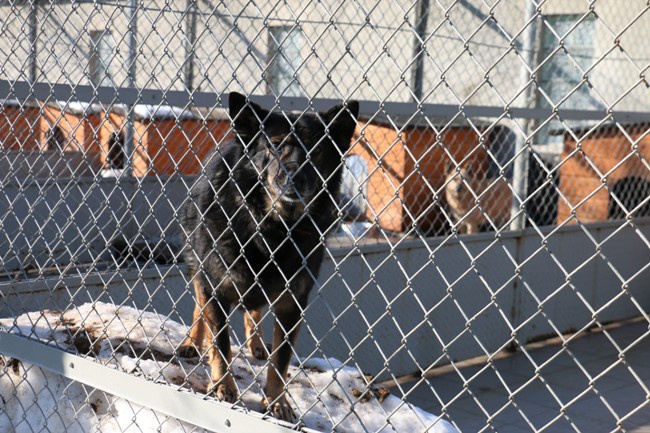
[0,303,458,433]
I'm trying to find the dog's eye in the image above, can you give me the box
[268,141,283,154]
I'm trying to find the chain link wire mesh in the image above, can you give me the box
[1,0,649,432]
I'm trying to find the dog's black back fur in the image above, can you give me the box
[181,93,359,309]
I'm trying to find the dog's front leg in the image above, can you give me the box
[244,307,268,360]
[264,295,305,422]
[204,295,238,403]
[178,278,209,358]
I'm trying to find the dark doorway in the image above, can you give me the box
[608,177,650,219]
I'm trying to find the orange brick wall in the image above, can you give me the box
[138,118,231,176]
[403,127,486,233]
[351,121,486,233]
[1,103,233,178]
[0,105,42,151]
[1,104,104,172]
[81,112,231,177]
[557,127,650,224]
[351,121,406,232]
[3,103,500,234]
[40,106,105,170]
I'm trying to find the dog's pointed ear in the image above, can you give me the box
[321,101,359,151]
[229,92,268,143]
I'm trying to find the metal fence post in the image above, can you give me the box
[410,0,430,102]
[184,0,198,92]
[123,0,139,177]
[28,0,39,84]
[509,0,539,231]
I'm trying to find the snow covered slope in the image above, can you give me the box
[0,303,457,433]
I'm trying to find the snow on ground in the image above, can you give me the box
[0,303,457,433]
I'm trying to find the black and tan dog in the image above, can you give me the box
[179,92,358,421]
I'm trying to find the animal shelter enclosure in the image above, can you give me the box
[1,1,649,432]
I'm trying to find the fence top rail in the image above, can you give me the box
[3,80,650,125]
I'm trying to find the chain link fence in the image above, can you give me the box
[1,1,649,432]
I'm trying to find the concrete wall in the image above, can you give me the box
[2,177,647,380]
[0,176,187,274]
[1,1,648,109]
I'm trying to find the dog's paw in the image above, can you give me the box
[252,345,266,360]
[215,383,237,403]
[210,375,238,403]
[176,344,200,359]
[264,394,295,422]
[247,340,270,360]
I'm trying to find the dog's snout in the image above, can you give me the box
[274,162,298,187]
[273,161,316,200]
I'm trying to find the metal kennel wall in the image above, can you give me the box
[1,1,649,432]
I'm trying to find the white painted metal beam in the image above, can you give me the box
[0,332,297,433]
